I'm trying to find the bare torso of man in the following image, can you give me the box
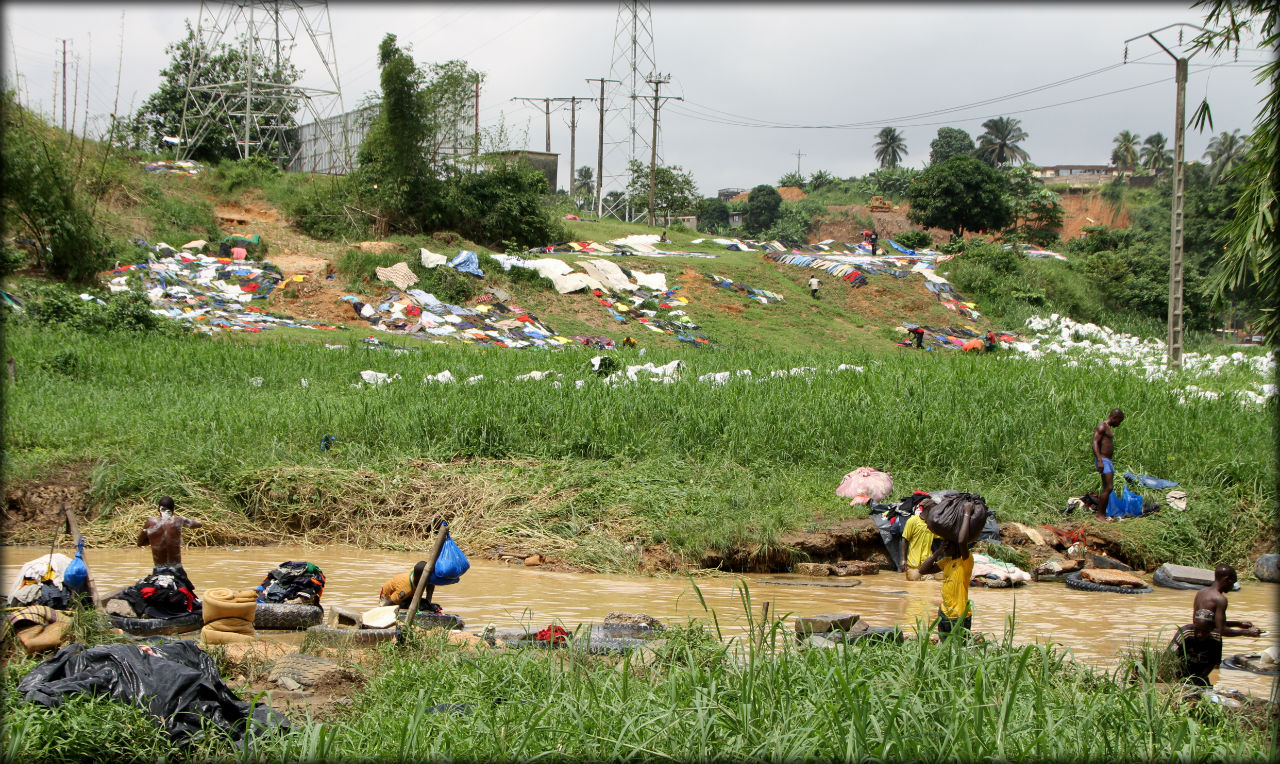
[1095,420,1115,460]
[137,515,199,567]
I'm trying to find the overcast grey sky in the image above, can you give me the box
[4,2,1268,196]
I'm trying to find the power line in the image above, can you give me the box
[666,60,1247,132]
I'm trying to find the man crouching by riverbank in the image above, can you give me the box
[137,496,201,593]
[1194,565,1261,640]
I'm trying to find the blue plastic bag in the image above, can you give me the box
[1106,486,1145,518]
[63,537,89,591]
[429,536,470,585]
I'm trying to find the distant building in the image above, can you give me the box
[1032,165,1120,187]
[729,210,746,228]
[489,150,559,191]
[729,186,808,203]
[717,187,746,202]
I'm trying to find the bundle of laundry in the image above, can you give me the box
[255,561,325,605]
[836,467,894,505]
[201,588,257,645]
[922,491,990,545]
[118,568,200,619]
[7,554,73,607]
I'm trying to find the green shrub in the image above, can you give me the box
[211,156,282,196]
[895,229,933,250]
[19,283,175,335]
[286,176,368,241]
[1,97,113,283]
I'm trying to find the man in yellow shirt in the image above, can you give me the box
[379,561,427,608]
[919,504,979,636]
[900,512,939,581]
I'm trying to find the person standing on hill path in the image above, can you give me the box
[137,496,202,591]
[1092,409,1124,522]
[808,275,820,299]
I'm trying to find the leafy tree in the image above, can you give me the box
[976,116,1030,166]
[1192,1,1278,344]
[743,184,782,234]
[695,197,729,232]
[133,21,300,162]
[929,127,975,165]
[1111,130,1141,171]
[1001,164,1064,248]
[777,171,806,190]
[624,160,699,222]
[1139,132,1172,175]
[351,34,440,234]
[573,165,595,205]
[1203,129,1246,184]
[873,127,907,169]
[808,170,835,190]
[905,155,1013,238]
[763,199,825,245]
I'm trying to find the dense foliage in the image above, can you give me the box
[696,197,730,232]
[0,96,115,283]
[906,156,1013,237]
[623,160,699,222]
[743,184,782,234]
[929,126,976,165]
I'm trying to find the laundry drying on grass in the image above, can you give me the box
[105,244,341,334]
[702,273,784,304]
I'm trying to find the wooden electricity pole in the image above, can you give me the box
[586,77,618,216]
[644,73,681,227]
[511,96,577,190]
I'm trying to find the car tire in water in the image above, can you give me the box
[1064,570,1152,594]
[1152,567,1201,591]
[107,609,204,636]
[254,603,324,631]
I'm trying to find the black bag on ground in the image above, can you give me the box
[923,491,989,545]
[17,640,288,743]
[256,561,325,605]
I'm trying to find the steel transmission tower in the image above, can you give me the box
[178,0,347,171]
[600,0,659,221]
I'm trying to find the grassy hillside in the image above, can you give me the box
[3,160,1274,575]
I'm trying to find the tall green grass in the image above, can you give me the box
[4,323,1273,567]
[4,593,1271,762]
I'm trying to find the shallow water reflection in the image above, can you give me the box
[6,544,1276,697]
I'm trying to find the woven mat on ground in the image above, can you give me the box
[375,262,418,291]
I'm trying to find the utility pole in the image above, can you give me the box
[644,73,681,227]
[586,77,618,216]
[60,38,68,131]
[794,149,806,175]
[511,96,577,188]
[1124,23,1208,371]
[567,96,581,205]
[473,75,480,162]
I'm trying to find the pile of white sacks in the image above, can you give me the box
[1009,314,1275,406]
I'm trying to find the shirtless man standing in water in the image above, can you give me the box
[1092,409,1124,521]
[137,496,202,575]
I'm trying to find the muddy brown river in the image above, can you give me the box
[6,545,1277,697]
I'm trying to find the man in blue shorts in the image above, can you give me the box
[1092,409,1124,522]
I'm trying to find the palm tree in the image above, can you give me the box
[975,116,1030,166]
[873,127,907,169]
[1203,129,1246,184]
[1111,130,1141,172]
[1140,132,1172,175]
